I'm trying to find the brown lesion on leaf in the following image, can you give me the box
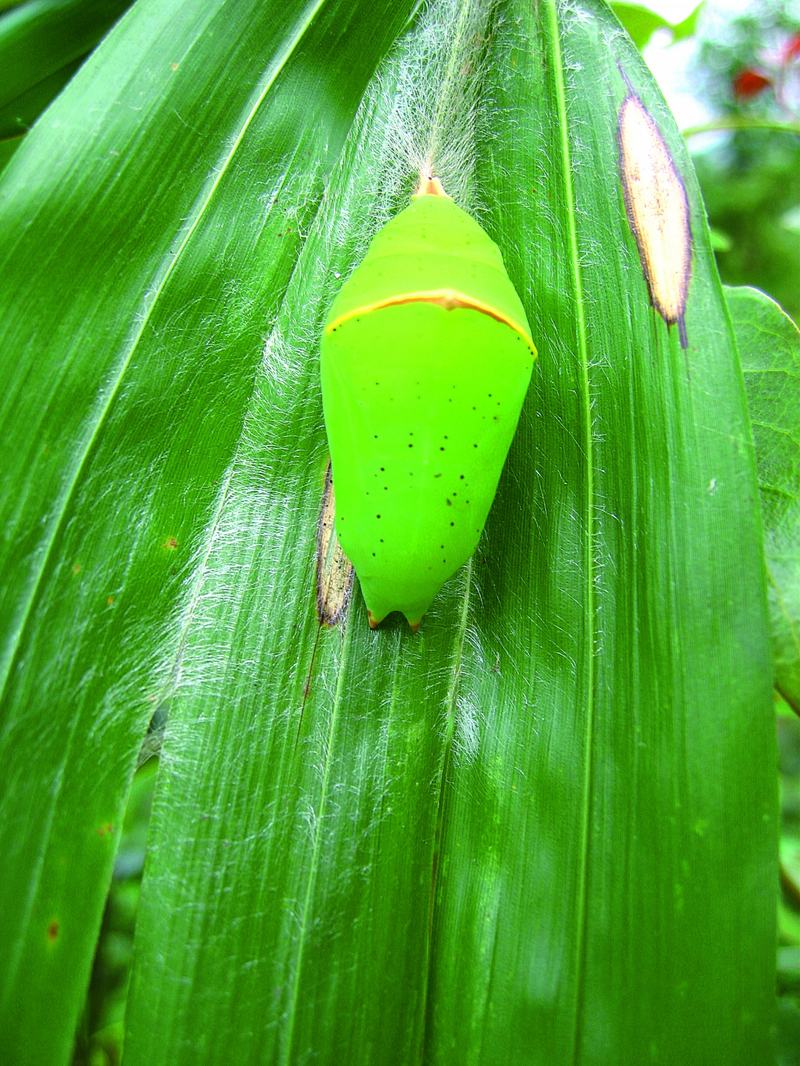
[163,536,179,550]
[96,822,113,838]
[47,920,59,942]
[618,71,692,349]
[316,463,354,626]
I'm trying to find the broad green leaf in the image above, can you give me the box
[729,285,800,710]
[0,1,776,1064]
[0,0,420,1060]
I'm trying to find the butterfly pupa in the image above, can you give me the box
[320,175,536,631]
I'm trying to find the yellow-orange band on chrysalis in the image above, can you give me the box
[324,288,537,359]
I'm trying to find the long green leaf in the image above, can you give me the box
[0,0,776,1063]
[0,0,419,1061]
[730,284,800,710]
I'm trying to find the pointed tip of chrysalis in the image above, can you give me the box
[414,170,449,198]
[366,607,423,632]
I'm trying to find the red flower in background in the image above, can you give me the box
[733,68,772,99]
[782,33,800,63]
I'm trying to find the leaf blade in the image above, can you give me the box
[0,0,420,1060]
[729,284,800,710]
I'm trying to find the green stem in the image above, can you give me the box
[682,117,800,138]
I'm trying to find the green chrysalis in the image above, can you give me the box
[320,176,536,630]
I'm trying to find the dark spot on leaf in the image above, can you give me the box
[47,921,59,942]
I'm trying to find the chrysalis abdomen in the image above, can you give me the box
[320,181,536,630]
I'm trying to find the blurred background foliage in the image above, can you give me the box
[0,0,796,1063]
[690,0,800,322]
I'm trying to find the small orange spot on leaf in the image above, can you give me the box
[72,563,81,575]
[96,822,113,838]
[170,62,179,71]
[47,920,59,942]
[164,536,179,550]
[106,595,115,607]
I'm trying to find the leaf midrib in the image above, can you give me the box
[544,0,597,1060]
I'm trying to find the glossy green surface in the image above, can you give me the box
[321,190,533,626]
[0,0,777,1063]
[322,302,531,625]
